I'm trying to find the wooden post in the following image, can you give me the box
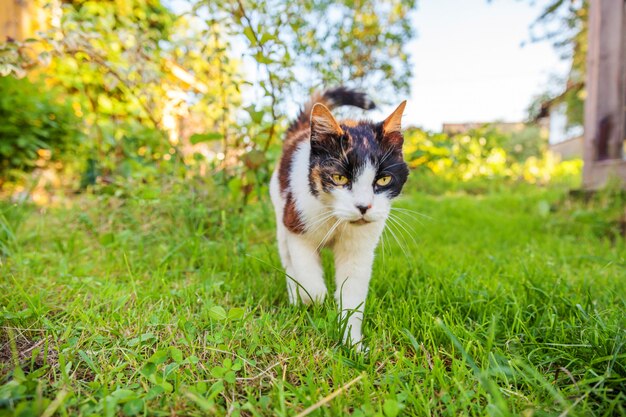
[583,0,626,188]
[0,1,50,43]
[1,1,33,41]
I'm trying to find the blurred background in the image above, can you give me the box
[0,0,623,204]
[2,5,626,415]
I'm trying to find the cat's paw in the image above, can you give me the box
[352,341,369,354]
[298,285,328,304]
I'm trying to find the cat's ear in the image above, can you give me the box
[380,100,406,147]
[382,100,407,136]
[310,103,343,140]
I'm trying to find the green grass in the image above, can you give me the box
[1,177,625,416]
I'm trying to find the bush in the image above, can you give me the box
[403,126,581,186]
[0,76,81,184]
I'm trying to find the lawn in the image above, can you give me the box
[1,177,625,416]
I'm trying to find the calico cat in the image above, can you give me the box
[270,87,409,348]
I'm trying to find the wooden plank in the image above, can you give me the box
[620,0,626,159]
[583,160,626,189]
[583,0,626,188]
[583,0,600,178]
[1,1,19,41]
[0,0,40,42]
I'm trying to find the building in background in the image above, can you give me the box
[542,103,584,160]
[442,121,527,136]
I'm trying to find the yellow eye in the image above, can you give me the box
[332,174,349,186]
[376,175,392,186]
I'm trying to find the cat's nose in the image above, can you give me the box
[356,204,371,215]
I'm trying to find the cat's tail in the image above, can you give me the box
[287,87,376,135]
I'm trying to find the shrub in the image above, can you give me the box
[0,76,81,184]
[403,126,581,185]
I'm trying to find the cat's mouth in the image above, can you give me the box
[350,218,371,225]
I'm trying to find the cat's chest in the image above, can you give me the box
[300,212,383,250]
[302,215,345,249]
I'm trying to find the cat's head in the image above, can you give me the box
[308,101,409,225]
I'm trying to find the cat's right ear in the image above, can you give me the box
[310,103,343,140]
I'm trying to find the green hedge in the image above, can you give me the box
[0,76,81,182]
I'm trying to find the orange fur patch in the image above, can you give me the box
[283,193,305,233]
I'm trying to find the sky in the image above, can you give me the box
[404,0,570,131]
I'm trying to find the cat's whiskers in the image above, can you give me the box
[322,157,349,172]
[389,213,423,244]
[378,147,395,166]
[306,209,334,224]
[305,212,336,235]
[383,217,411,260]
[381,161,407,172]
[387,213,419,248]
[389,208,424,226]
[379,225,386,264]
[391,207,433,220]
[340,136,350,166]
[316,218,342,252]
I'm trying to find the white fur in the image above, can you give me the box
[270,142,390,348]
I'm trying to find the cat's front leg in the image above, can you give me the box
[333,225,381,348]
[285,232,327,304]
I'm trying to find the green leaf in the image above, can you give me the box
[383,399,403,417]
[127,333,156,347]
[254,51,273,64]
[259,32,276,44]
[227,307,245,321]
[147,349,169,365]
[140,362,156,378]
[164,362,179,378]
[159,381,173,393]
[210,366,226,378]
[169,347,184,363]
[78,350,98,373]
[190,132,224,144]
[111,389,136,402]
[185,391,215,412]
[208,381,225,400]
[195,381,208,394]
[146,385,164,400]
[243,26,256,45]
[231,360,242,371]
[223,358,232,369]
[12,366,26,382]
[224,370,236,384]
[123,398,144,416]
[209,306,227,321]
[244,105,264,123]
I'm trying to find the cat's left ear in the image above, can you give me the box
[311,103,343,140]
[381,100,407,146]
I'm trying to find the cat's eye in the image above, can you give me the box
[376,176,392,186]
[332,174,349,186]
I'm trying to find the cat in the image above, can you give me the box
[270,87,409,349]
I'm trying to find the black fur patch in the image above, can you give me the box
[324,87,376,111]
[309,121,408,197]
[287,88,376,137]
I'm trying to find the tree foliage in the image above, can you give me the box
[528,0,587,127]
[0,0,416,195]
[0,76,80,183]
